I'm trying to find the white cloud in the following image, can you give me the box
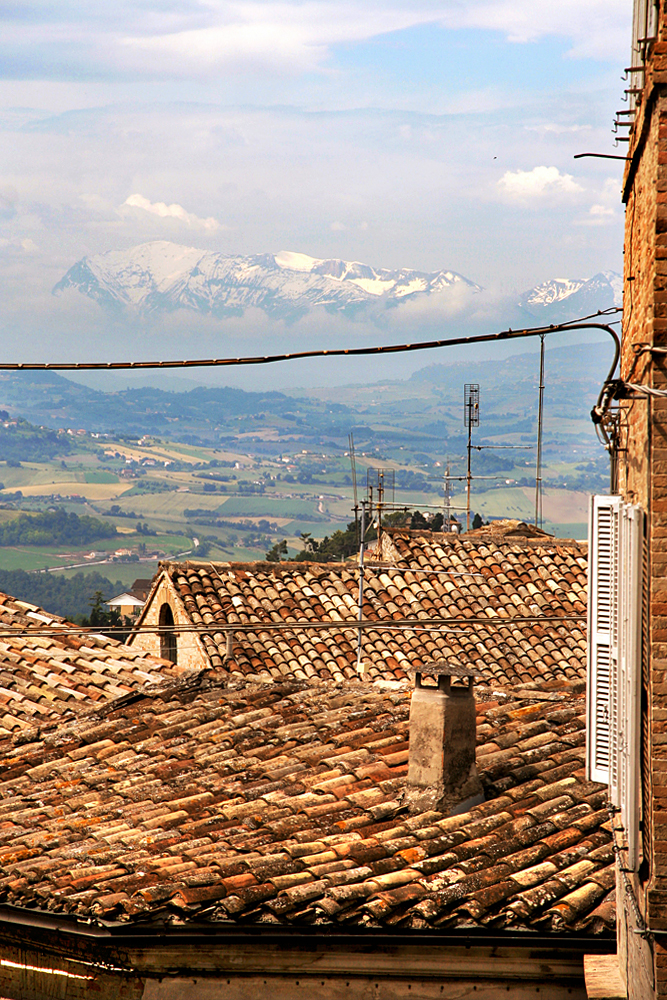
[0,236,38,253]
[525,124,593,135]
[119,194,221,232]
[0,0,629,86]
[497,166,584,202]
[117,4,444,77]
[574,203,617,227]
[444,0,629,62]
[590,204,615,217]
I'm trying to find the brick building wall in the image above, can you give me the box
[619,21,667,1000]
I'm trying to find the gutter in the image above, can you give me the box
[0,902,615,952]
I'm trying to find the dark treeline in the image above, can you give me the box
[0,509,117,547]
[0,569,123,621]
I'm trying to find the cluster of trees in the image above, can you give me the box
[135,522,155,536]
[0,418,74,464]
[108,504,141,519]
[0,569,124,621]
[194,471,234,483]
[266,520,370,563]
[265,509,479,563]
[0,509,117,547]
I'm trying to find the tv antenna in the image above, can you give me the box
[367,467,395,558]
[464,384,480,532]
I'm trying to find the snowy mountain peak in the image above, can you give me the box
[53,241,481,319]
[53,240,621,327]
[524,277,587,307]
[518,270,622,319]
[274,250,318,272]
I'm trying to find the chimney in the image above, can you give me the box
[406,661,483,814]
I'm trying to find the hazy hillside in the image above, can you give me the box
[410,340,613,422]
[0,341,612,449]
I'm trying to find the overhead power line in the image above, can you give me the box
[0,309,621,372]
[0,613,586,641]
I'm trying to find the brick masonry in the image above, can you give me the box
[619,23,667,1000]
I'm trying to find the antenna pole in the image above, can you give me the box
[377,470,384,561]
[444,460,451,531]
[466,421,472,532]
[535,334,545,528]
[356,500,366,675]
[349,432,359,545]
[463,384,479,533]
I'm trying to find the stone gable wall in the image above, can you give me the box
[129,572,208,672]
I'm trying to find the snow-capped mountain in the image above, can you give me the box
[52,241,481,320]
[517,271,622,321]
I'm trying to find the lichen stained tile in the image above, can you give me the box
[0,669,610,939]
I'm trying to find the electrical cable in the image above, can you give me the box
[0,309,622,373]
[615,382,667,398]
[0,613,586,641]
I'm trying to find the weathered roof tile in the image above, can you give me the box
[0,670,611,939]
[131,526,586,686]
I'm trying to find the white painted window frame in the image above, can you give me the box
[587,495,644,870]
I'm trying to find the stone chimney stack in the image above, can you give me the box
[407,661,483,813]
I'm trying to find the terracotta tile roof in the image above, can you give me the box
[0,673,612,937]
[153,526,587,687]
[0,591,184,734]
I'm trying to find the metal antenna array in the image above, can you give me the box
[367,467,395,559]
[464,384,480,532]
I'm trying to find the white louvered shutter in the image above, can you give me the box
[586,495,644,871]
[618,503,644,871]
[587,495,621,786]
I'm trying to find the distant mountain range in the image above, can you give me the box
[517,272,623,321]
[52,242,480,321]
[52,240,622,325]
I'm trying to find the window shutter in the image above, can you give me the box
[587,495,621,786]
[586,496,644,871]
[618,503,644,871]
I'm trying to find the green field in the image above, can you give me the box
[218,496,325,519]
[100,492,221,519]
[0,529,192,574]
[55,560,161,589]
[84,471,119,484]
[0,547,79,572]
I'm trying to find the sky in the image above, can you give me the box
[0,0,632,385]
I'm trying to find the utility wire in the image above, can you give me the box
[0,614,586,641]
[0,309,621,372]
[620,382,667,398]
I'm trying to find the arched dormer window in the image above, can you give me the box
[159,603,177,664]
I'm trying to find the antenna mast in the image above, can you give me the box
[534,335,545,529]
[444,460,451,531]
[464,384,480,532]
[348,432,359,545]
